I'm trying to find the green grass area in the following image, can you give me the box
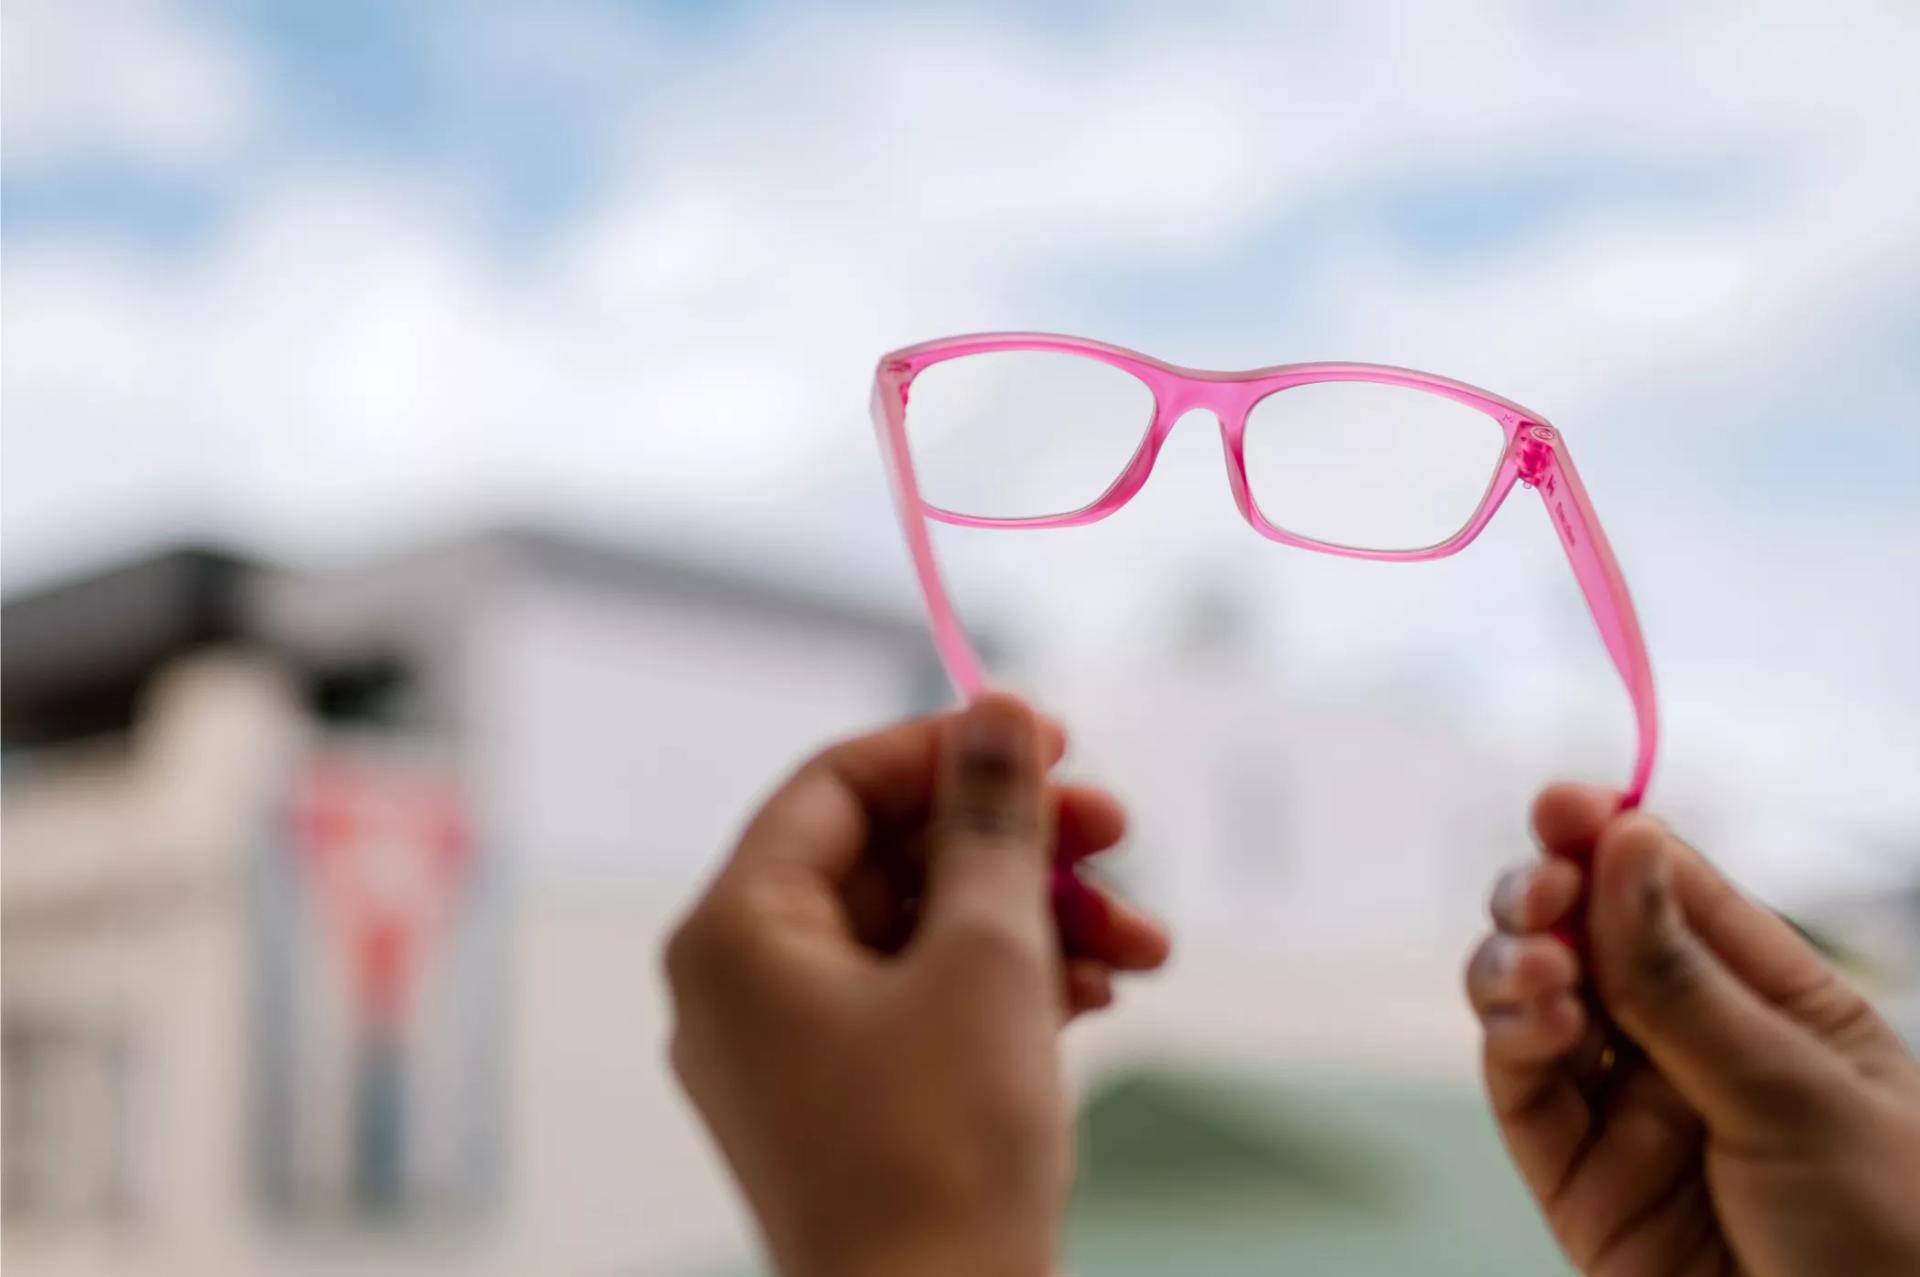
[1067,1066,1572,1276]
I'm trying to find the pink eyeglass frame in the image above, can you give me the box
[872,332,1657,806]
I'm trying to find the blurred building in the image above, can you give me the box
[2,530,937,1276]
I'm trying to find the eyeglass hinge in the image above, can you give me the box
[1516,424,1558,491]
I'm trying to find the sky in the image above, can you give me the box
[4,1,1918,894]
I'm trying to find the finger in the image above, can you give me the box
[1532,782,1620,861]
[1477,785,1647,1214]
[1055,784,1127,865]
[917,693,1055,963]
[1466,933,1580,1015]
[1531,781,1622,955]
[1471,817,1601,1210]
[1482,992,1589,1068]
[1478,992,1596,1204]
[1063,958,1115,1019]
[1490,858,1585,934]
[1588,813,1850,1146]
[838,777,1121,954]
[1474,792,1597,1140]
[1542,1063,1706,1270]
[735,709,1066,881]
[1052,785,1168,969]
[1054,870,1171,972]
[1646,824,1894,1058]
[819,709,1066,823]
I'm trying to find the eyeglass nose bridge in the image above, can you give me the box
[1139,379,1266,524]
[1154,375,1264,427]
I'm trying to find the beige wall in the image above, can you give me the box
[3,654,298,1277]
[3,881,253,1277]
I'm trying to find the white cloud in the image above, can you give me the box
[8,2,1917,563]
[1,0,259,170]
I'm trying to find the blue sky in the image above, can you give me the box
[4,0,1918,887]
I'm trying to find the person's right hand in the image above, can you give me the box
[665,696,1168,1277]
[1466,783,1920,1276]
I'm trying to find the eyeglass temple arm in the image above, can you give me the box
[1520,426,1658,807]
[872,371,988,697]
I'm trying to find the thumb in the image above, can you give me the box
[1589,813,1847,1146]
[917,693,1055,965]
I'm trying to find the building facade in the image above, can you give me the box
[2,530,938,1276]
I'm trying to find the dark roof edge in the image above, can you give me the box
[477,523,929,647]
[4,524,932,649]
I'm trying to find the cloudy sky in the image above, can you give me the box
[4,1,1917,891]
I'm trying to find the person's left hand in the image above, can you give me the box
[1465,783,1920,1275]
[665,694,1170,1277]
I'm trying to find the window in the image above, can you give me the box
[2,1016,140,1225]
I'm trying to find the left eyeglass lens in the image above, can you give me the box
[1240,379,1509,551]
[903,350,1155,519]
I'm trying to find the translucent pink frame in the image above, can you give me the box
[872,333,1657,805]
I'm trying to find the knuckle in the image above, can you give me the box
[936,905,1045,973]
[1600,810,1669,861]
[947,797,1036,842]
[941,763,1044,845]
[662,901,753,997]
[1783,977,1889,1051]
[661,915,705,993]
[1621,928,1705,1011]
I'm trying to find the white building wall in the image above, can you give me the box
[470,575,930,891]
[460,573,932,1274]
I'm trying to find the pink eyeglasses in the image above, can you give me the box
[872,332,1657,806]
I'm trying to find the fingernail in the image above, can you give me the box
[959,698,1031,771]
[1471,934,1518,988]
[1492,865,1532,925]
[949,699,1036,835]
[1488,934,1518,979]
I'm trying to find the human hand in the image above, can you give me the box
[1466,783,1920,1276]
[665,695,1170,1277]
